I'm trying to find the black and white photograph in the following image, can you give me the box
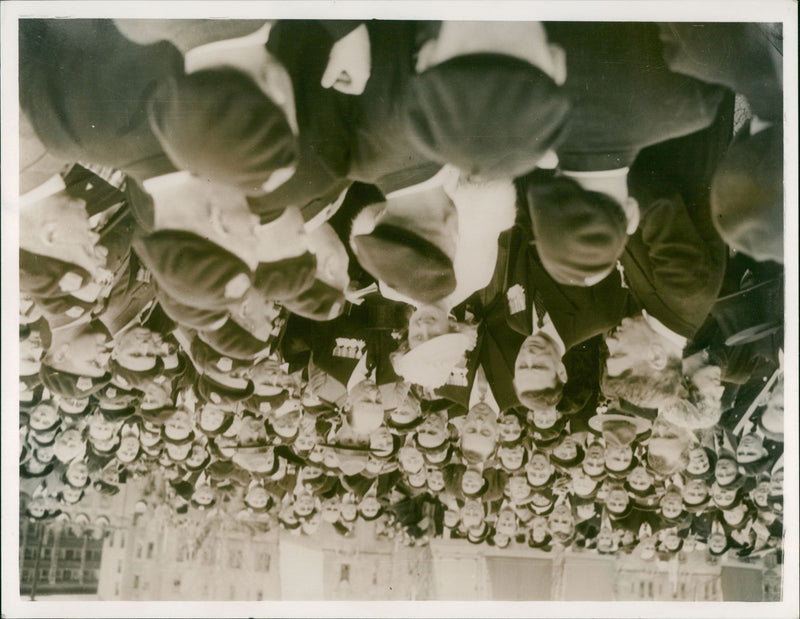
[1,2,797,617]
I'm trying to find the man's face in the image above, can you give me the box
[294,427,319,453]
[507,476,531,502]
[30,403,59,432]
[736,433,766,463]
[416,413,448,450]
[199,405,228,434]
[65,460,89,487]
[369,427,395,456]
[715,457,739,486]
[23,191,104,269]
[604,316,656,376]
[461,403,498,461]
[461,470,484,496]
[116,436,140,463]
[529,407,559,430]
[687,447,711,476]
[20,333,44,377]
[398,445,425,474]
[246,486,270,510]
[349,380,383,435]
[321,497,341,523]
[408,305,450,349]
[548,504,574,535]
[660,492,683,519]
[682,479,708,506]
[294,493,315,517]
[141,381,173,410]
[498,414,523,442]
[58,328,113,378]
[712,484,737,508]
[163,410,193,442]
[340,502,358,522]
[570,469,598,497]
[272,406,302,439]
[526,452,553,487]
[708,532,728,555]
[185,444,208,469]
[583,443,605,477]
[113,328,164,372]
[54,428,85,463]
[498,445,526,471]
[752,481,770,507]
[89,416,117,443]
[193,484,216,506]
[426,467,446,492]
[606,488,630,514]
[359,496,381,519]
[496,509,517,536]
[627,465,653,492]
[769,469,783,496]
[460,500,484,530]
[691,364,725,404]
[552,436,578,463]
[61,486,84,504]
[604,444,633,472]
[514,334,564,393]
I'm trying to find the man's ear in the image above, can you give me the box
[557,362,568,384]
[51,344,71,365]
[623,197,640,235]
[648,343,668,371]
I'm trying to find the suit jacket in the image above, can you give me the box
[281,294,406,388]
[19,19,181,182]
[544,22,727,170]
[246,20,356,223]
[503,223,631,351]
[623,94,733,340]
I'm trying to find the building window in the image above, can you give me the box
[120,534,125,549]
[340,564,350,583]
[117,560,122,574]
[256,552,271,572]
[147,542,154,559]
[114,583,120,597]
[136,544,143,559]
[173,578,181,591]
[133,574,140,589]
[257,590,264,601]
[228,549,242,569]
[109,534,114,549]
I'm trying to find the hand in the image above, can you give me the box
[321,24,371,95]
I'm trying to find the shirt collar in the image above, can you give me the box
[642,310,687,350]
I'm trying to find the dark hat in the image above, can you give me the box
[133,230,251,311]
[199,318,272,361]
[149,68,298,195]
[155,286,228,331]
[253,252,318,301]
[282,279,346,322]
[247,390,290,417]
[196,374,255,409]
[404,53,571,180]
[39,363,111,399]
[92,384,142,410]
[20,384,45,413]
[109,357,166,390]
[352,223,456,305]
[527,177,628,287]
[19,249,91,298]
[190,336,252,376]
[98,405,137,423]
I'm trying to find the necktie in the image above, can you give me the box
[532,288,547,329]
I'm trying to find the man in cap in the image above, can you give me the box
[19,19,182,183]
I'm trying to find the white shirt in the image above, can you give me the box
[468,365,500,414]
[531,306,566,358]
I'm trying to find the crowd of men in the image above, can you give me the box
[18,19,785,564]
